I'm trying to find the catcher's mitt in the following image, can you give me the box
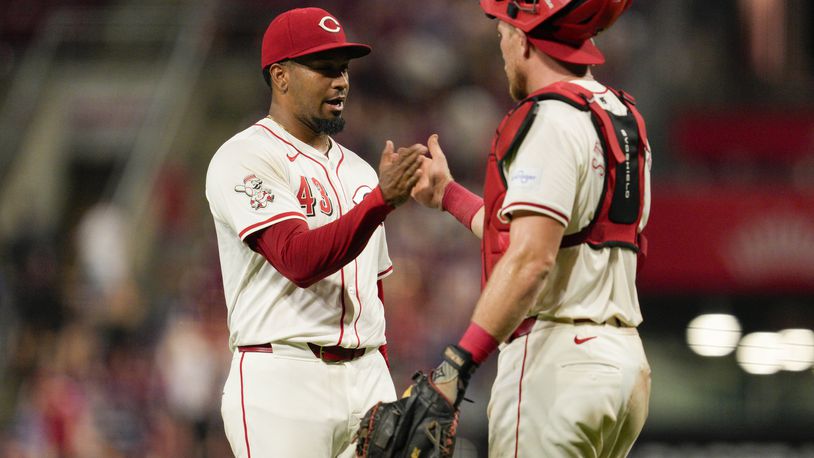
[356,372,458,458]
[355,345,477,458]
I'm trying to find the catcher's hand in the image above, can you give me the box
[411,134,453,210]
[355,345,477,458]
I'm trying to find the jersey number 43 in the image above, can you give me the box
[298,176,333,217]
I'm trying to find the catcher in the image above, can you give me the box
[357,0,652,456]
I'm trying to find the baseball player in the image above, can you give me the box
[205,8,424,457]
[410,0,652,456]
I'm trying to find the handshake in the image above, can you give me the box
[362,136,479,457]
[377,134,453,211]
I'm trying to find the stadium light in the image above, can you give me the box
[778,328,814,372]
[737,332,783,375]
[686,313,742,357]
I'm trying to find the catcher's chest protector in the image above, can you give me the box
[481,81,649,284]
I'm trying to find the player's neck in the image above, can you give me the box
[526,53,593,92]
[266,108,330,154]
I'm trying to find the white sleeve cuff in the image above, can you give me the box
[498,202,569,227]
[238,211,308,240]
[377,265,394,280]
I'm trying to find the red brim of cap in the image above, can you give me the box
[287,42,371,62]
[527,36,605,65]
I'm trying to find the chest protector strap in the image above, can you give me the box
[495,81,649,253]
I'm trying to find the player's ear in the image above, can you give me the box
[269,62,289,95]
[520,31,531,58]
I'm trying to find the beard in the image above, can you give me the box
[312,116,346,135]
[506,65,529,102]
[508,68,528,101]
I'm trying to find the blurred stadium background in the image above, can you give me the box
[0,0,813,456]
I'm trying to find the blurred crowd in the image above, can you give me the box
[0,1,523,455]
[1,0,812,456]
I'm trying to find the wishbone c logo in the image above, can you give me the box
[319,16,341,33]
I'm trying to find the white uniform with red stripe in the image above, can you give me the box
[206,117,396,457]
[487,80,652,457]
[499,80,650,325]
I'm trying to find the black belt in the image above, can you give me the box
[507,317,632,343]
[237,342,371,363]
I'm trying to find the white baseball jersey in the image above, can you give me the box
[499,79,652,327]
[488,79,652,457]
[205,117,393,351]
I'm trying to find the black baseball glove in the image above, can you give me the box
[355,345,477,458]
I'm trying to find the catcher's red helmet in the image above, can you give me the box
[480,0,633,65]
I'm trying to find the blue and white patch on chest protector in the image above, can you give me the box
[508,167,541,190]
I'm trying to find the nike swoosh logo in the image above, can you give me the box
[574,336,597,345]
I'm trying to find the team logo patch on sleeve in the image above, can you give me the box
[234,174,275,209]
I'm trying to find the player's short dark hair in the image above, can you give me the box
[560,60,589,77]
[263,65,271,87]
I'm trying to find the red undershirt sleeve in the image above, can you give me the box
[246,186,394,288]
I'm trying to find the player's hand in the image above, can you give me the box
[378,141,426,207]
[430,345,478,408]
[411,134,454,210]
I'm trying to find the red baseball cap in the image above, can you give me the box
[261,7,371,69]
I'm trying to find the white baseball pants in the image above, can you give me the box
[488,321,651,457]
[221,343,396,457]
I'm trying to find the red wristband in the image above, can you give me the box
[441,182,483,230]
[458,322,499,365]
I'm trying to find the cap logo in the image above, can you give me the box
[318,16,341,33]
